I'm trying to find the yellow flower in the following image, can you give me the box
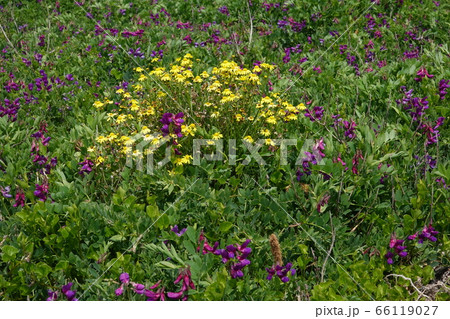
[243,136,254,143]
[134,67,144,72]
[260,129,270,137]
[212,132,223,140]
[116,114,127,124]
[121,146,131,154]
[265,138,275,146]
[266,116,277,124]
[116,88,125,94]
[96,136,107,144]
[106,113,117,121]
[181,124,197,136]
[123,92,132,98]
[175,155,193,166]
[235,114,243,122]
[200,71,209,78]
[297,103,306,111]
[286,113,298,121]
[211,111,220,118]
[107,132,118,141]
[151,57,159,63]
[132,150,142,157]
[157,91,167,98]
[207,140,215,145]
[141,126,151,135]
[138,74,148,82]
[252,65,262,73]
[96,156,105,165]
[87,146,96,152]
[248,116,254,121]
[193,76,203,83]
[261,96,273,104]
[260,63,275,70]
[93,101,104,109]
[161,74,171,81]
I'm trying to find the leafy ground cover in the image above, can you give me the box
[0,0,449,301]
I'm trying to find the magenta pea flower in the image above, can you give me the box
[119,272,130,283]
[414,67,434,82]
[13,189,26,207]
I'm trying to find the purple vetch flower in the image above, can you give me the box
[438,79,449,100]
[385,251,394,264]
[61,282,78,301]
[160,112,184,137]
[47,290,58,301]
[37,35,45,47]
[304,106,324,122]
[200,235,252,279]
[167,268,195,300]
[78,158,94,176]
[414,67,434,82]
[171,225,187,237]
[134,283,145,294]
[0,186,12,198]
[119,272,130,283]
[115,286,124,296]
[339,45,347,54]
[34,183,49,201]
[218,6,229,16]
[418,224,439,244]
[129,47,145,59]
[150,49,163,59]
[13,189,25,207]
[343,120,357,139]
[266,262,296,282]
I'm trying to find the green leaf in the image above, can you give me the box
[155,261,180,269]
[219,221,233,233]
[109,235,125,242]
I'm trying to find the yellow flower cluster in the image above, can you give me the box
[88,54,306,172]
[149,53,195,85]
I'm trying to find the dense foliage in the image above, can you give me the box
[0,0,449,301]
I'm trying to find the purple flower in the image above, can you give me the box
[78,159,94,176]
[438,79,449,100]
[385,251,394,264]
[134,283,145,294]
[160,112,184,137]
[171,225,187,237]
[13,190,25,207]
[34,183,49,201]
[66,74,74,81]
[414,67,434,82]
[418,224,439,244]
[343,120,357,139]
[115,286,124,296]
[0,186,12,198]
[119,272,130,283]
[304,106,324,122]
[218,6,229,16]
[46,290,58,301]
[266,262,296,282]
